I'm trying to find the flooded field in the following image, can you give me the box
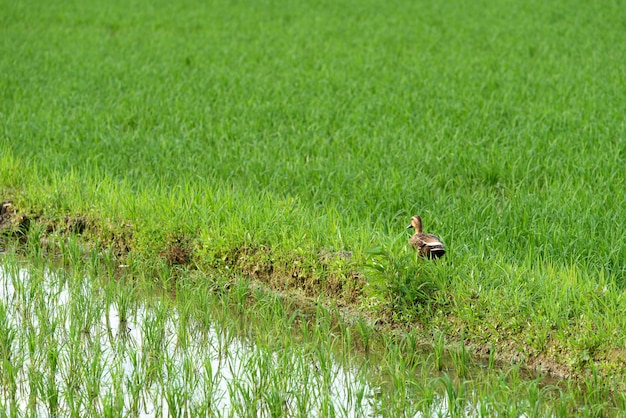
[0,258,422,416]
[0,255,618,417]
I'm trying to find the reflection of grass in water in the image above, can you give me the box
[0,251,625,416]
[0,253,375,415]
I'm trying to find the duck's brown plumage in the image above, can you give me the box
[407,215,445,259]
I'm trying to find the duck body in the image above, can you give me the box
[407,215,445,259]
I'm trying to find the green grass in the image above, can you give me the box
[1,252,624,416]
[2,0,626,383]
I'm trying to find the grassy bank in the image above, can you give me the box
[2,0,626,381]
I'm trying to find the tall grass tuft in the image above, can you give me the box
[366,245,440,320]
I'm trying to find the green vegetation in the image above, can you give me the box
[2,0,626,402]
[1,252,624,416]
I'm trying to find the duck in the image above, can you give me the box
[407,215,445,259]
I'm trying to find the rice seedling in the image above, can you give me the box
[450,337,473,379]
[433,330,446,372]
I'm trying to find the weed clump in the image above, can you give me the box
[366,246,441,321]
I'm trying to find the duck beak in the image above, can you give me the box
[407,224,414,229]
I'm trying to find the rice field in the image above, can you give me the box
[2,0,626,413]
[1,252,623,416]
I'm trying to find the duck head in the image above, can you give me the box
[407,215,423,233]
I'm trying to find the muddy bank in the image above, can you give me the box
[0,200,616,385]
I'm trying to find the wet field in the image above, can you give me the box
[1,254,619,417]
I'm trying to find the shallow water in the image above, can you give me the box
[2,256,612,417]
[0,261,460,417]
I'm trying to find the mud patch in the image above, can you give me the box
[526,353,573,380]
[210,245,364,305]
[64,215,88,235]
[160,236,192,266]
[0,201,30,243]
[1,200,133,258]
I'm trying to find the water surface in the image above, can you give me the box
[0,261,456,416]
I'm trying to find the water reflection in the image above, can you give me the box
[0,263,453,417]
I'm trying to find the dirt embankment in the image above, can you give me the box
[0,200,608,385]
[1,201,30,242]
